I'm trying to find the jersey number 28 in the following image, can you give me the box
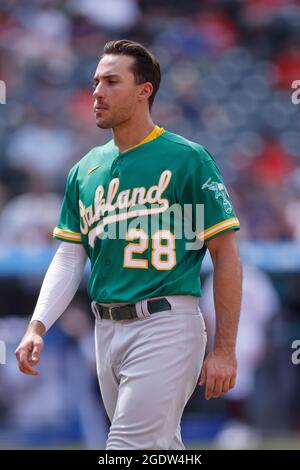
[123,229,176,270]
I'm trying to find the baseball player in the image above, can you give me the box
[16,40,242,450]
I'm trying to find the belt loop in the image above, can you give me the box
[135,299,150,318]
[108,306,114,321]
[142,298,151,317]
[91,300,101,320]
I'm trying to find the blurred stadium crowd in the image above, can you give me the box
[0,0,300,244]
[0,0,300,449]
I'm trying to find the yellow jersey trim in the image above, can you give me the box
[53,227,82,242]
[196,217,240,241]
[125,125,165,152]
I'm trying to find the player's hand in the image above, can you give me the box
[15,321,45,376]
[199,350,237,400]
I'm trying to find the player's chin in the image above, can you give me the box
[96,119,110,129]
[95,118,111,129]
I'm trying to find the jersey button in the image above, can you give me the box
[105,259,111,267]
[101,289,107,297]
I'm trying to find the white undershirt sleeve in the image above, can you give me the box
[31,241,88,332]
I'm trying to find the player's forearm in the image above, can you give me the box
[31,242,87,332]
[211,244,242,355]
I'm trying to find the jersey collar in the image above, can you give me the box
[125,125,165,152]
[110,125,165,156]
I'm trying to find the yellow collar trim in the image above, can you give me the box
[125,125,165,152]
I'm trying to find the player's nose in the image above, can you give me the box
[93,83,106,100]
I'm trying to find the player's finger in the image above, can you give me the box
[15,348,20,362]
[221,378,231,394]
[205,377,215,400]
[30,343,42,364]
[229,375,236,390]
[19,360,40,376]
[19,357,36,375]
[211,378,223,398]
[18,350,40,376]
[199,362,207,386]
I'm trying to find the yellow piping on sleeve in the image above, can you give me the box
[53,227,82,242]
[196,217,240,241]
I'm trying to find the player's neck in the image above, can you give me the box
[112,114,155,153]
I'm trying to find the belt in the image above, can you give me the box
[95,297,171,322]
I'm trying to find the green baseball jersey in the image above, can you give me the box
[53,127,240,303]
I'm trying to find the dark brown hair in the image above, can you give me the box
[102,39,161,109]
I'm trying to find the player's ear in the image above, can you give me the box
[138,82,153,102]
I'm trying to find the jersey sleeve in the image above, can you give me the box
[180,148,240,243]
[53,165,82,244]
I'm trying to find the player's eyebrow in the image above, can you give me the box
[93,73,121,84]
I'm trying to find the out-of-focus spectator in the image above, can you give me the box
[0,190,61,246]
[69,0,141,31]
